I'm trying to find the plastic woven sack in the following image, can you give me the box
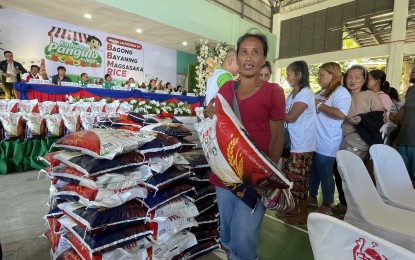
[61,112,81,136]
[118,102,133,113]
[57,101,76,114]
[104,102,119,114]
[137,131,182,157]
[0,99,19,112]
[184,183,216,203]
[171,239,220,260]
[150,230,197,259]
[53,150,146,176]
[140,122,192,138]
[194,94,292,190]
[45,114,64,138]
[193,229,220,242]
[59,216,152,256]
[38,101,58,115]
[64,233,150,260]
[19,99,39,113]
[80,112,97,131]
[0,112,24,140]
[148,196,199,222]
[141,184,196,212]
[38,151,65,167]
[23,113,46,139]
[90,102,105,113]
[173,151,209,169]
[147,215,198,243]
[52,128,156,160]
[54,182,148,208]
[147,166,191,190]
[74,101,91,113]
[126,112,146,124]
[58,200,147,233]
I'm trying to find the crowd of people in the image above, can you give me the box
[203,30,415,259]
[0,50,185,98]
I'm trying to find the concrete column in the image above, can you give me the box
[386,0,409,90]
[273,13,282,84]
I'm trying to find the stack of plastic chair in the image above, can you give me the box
[369,144,415,212]
[336,150,415,253]
[307,213,415,259]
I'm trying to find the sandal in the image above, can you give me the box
[307,196,318,207]
[316,205,333,216]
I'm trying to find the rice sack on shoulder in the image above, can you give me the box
[195,93,291,190]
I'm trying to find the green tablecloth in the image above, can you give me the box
[0,137,58,174]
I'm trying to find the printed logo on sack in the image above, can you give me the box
[44,26,103,68]
[353,238,387,260]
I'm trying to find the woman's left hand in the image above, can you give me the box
[348,115,361,125]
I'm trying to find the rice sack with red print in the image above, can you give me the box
[0,112,24,140]
[18,99,39,113]
[52,128,156,160]
[195,93,292,190]
[0,99,19,113]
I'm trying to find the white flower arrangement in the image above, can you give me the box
[195,40,233,96]
[65,96,193,116]
[130,99,192,116]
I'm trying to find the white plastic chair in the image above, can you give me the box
[336,150,415,253]
[307,213,415,260]
[369,144,415,212]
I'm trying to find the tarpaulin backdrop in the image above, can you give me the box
[0,8,176,85]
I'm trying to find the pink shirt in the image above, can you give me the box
[210,80,286,187]
[377,91,393,133]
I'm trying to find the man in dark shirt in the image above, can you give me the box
[51,66,72,85]
[0,50,27,99]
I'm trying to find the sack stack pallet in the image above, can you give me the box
[39,115,220,260]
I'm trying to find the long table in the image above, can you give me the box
[14,82,205,111]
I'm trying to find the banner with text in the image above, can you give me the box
[0,9,176,86]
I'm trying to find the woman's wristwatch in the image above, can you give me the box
[316,100,325,112]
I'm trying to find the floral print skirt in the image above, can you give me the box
[282,152,313,199]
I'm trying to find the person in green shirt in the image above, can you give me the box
[205,50,239,105]
[146,79,157,92]
[80,73,89,87]
[103,73,116,89]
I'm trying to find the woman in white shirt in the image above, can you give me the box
[308,62,351,216]
[281,61,316,225]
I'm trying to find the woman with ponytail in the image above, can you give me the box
[368,69,393,141]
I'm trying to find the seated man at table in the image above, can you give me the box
[1,50,27,99]
[51,66,72,85]
[103,73,116,89]
[23,65,41,82]
[80,73,89,87]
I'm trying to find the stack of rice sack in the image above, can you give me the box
[171,151,221,259]
[142,122,220,258]
[140,122,220,259]
[41,129,159,259]
[40,121,219,259]
[0,99,136,144]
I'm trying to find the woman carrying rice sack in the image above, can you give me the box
[204,30,285,260]
[278,60,316,225]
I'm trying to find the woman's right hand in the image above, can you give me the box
[204,98,216,119]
